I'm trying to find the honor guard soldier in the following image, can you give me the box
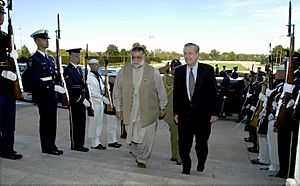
[220,65,226,77]
[64,48,89,152]
[231,66,238,79]
[29,29,65,155]
[0,0,22,160]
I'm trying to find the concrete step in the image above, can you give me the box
[0,104,285,185]
[1,135,283,185]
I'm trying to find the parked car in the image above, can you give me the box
[98,67,120,80]
[18,63,27,76]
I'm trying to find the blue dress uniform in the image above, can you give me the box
[29,29,63,155]
[0,1,22,160]
[63,49,88,152]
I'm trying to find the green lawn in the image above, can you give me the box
[209,63,249,71]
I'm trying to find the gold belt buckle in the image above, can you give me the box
[0,61,8,66]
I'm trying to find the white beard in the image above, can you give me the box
[131,59,144,69]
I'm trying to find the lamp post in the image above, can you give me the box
[18,25,22,49]
[149,35,155,58]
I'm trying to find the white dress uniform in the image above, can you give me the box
[87,70,105,147]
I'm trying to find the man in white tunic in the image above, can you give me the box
[87,59,108,150]
[113,46,168,168]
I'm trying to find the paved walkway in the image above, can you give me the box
[0,102,285,185]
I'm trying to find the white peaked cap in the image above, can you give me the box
[88,59,99,64]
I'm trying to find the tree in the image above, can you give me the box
[17,45,31,63]
[209,49,220,60]
[105,44,119,56]
[120,48,129,56]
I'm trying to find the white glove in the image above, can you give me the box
[1,70,17,81]
[250,106,256,112]
[10,50,18,59]
[268,113,274,120]
[83,99,91,107]
[246,93,252,98]
[287,99,295,108]
[259,109,266,119]
[54,85,66,94]
[266,88,273,97]
[259,93,265,101]
[283,83,295,94]
[103,97,110,104]
[272,101,277,109]
[246,104,250,109]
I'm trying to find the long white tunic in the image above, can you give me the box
[113,64,167,163]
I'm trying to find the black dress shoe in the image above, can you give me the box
[43,149,61,155]
[137,162,146,168]
[72,146,89,152]
[91,144,106,150]
[260,167,269,170]
[55,149,63,155]
[176,161,182,165]
[170,157,177,162]
[108,142,122,148]
[181,171,190,175]
[197,165,204,172]
[248,147,259,153]
[1,153,23,160]
[251,159,268,165]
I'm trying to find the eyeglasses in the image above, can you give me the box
[72,53,80,57]
[132,56,143,60]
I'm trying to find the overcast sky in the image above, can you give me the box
[2,0,299,54]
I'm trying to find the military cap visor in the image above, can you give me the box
[0,0,6,14]
[66,48,82,54]
[31,29,50,39]
[0,7,5,14]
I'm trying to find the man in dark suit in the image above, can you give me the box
[63,48,89,152]
[29,29,65,155]
[0,0,22,160]
[173,43,219,175]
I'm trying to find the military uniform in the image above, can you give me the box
[29,29,63,155]
[0,1,22,160]
[231,66,238,79]
[220,71,231,117]
[63,48,89,152]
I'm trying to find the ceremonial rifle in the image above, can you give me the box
[104,55,113,112]
[55,14,69,107]
[258,44,273,134]
[274,0,295,129]
[250,68,268,127]
[83,44,94,116]
[6,0,23,99]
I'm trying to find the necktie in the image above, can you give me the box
[189,68,195,98]
[77,67,83,77]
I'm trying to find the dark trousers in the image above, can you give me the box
[70,102,86,149]
[0,95,16,156]
[36,93,58,152]
[277,124,291,178]
[288,122,299,178]
[178,114,211,173]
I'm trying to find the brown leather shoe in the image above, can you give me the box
[137,162,146,168]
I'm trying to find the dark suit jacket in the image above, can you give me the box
[173,63,219,124]
[63,63,85,104]
[29,51,57,99]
